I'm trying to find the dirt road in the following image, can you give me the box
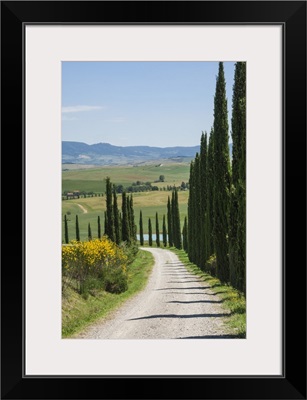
[76,248,232,339]
[77,204,88,213]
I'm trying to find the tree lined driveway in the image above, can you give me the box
[76,248,233,339]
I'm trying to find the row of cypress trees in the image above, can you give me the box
[105,177,137,245]
[138,188,181,249]
[139,212,167,248]
[186,62,246,294]
[64,214,101,243]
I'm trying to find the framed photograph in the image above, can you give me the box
[1,1,306,399]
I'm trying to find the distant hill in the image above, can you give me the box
[62,141,201,165]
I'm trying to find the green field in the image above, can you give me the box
[62,163,190,242]
[62,162,190,194]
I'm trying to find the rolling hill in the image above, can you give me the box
[62,141,200,165]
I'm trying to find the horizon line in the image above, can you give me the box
[62,140,233,147]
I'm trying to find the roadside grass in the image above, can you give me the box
[62,249,154,338]
[170,248,246,338]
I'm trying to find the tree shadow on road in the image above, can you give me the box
[167,280,203,284]
[156,286,211,290]
[166,299,224,304]
[176,334,241,339]
[128,312,230,321]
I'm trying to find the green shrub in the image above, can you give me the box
[119,242,139,265]
[207,254,217,276]
[104,267,128,294]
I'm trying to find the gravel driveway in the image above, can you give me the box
[76,247,232,339]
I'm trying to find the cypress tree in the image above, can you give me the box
[162,215,167,247]
[176,188,182,249]
[238,61,246,291]
[129,194,136,241]
[207,129,215,259]
[182,216,188,252]
[105,177,115,241]
[127,196,132,241]
[155,212,160,247]
[88,223,92,241]
[64,214,69,244]
[113,186,120,245]
[97,215,101,239]
[139,210,144,246]
[187,161,195,262]
[171,190,176,247]
[213,62,231,283]
[119,212,122,243]
[104,211,107,235]
[229,62,246,293]
[200,132,208,267]
[122,191,130,243]
[148,218,152,246]
[75,215,80,241]
[173,188,182,250]
[193,153,201,264]
[167,196,173,247]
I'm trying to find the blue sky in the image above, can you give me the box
[62,61,235,147]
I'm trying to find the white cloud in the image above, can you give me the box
[62,105,105,113]
[62,115,77,121]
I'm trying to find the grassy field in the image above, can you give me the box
[62,162,190,242]
[62,249,154,337]
[62,162,190,194]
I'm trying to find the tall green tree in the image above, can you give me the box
[200,132,208,267]
[75,215,80,241]
[64,214,69,244]
[139,210,144,246]
[155,212,160,247]
[171,190,176,247]
[148,218,152,246]
[97,215,101,239]
[129,194,136,241]
[193,153,201,264]
[175,188,182,249]
[206,130,215,260]
[167,196,173,247]
[162,215,167,247]
[105,177,115,241]
[119,212,122,242]
[213,62,231,283]
[113,185,120,244]
[187,160,195,262]
[127,195,131,239]
[189,153,203,264]
[182,216,188,252]
[229,62,246,293]
[122,191,130,243]
[104,211,107,235]
[172,188,182,249]
[88,223,92,241]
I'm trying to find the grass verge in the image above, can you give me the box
[62,249,154,338]
[170,248,246,338]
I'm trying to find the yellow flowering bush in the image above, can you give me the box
[62,237,128,294]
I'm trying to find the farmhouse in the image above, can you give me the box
[66,190,80,199]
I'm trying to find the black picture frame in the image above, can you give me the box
[1,1,306,399]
